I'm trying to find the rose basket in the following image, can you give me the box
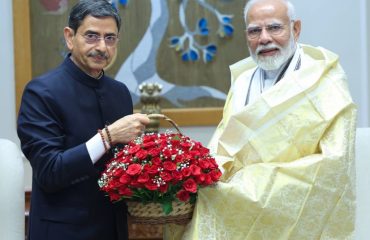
[99,114,221,225]
[126,200,193,224]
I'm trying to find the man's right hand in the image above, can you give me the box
[104,113,150,145]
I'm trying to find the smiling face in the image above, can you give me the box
[245,0,301,70]
[64,15,119,78]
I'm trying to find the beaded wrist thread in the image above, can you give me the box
[98,129,108,152]
[104,124,113,147]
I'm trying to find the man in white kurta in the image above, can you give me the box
[165,0,356,239]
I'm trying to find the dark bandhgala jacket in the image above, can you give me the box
[17,55,133,240]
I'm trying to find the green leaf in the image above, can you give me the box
[162,201,173,215]
[190,194,197,204]
[172,135,181,141]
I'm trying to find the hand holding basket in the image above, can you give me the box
[98,114,222,224]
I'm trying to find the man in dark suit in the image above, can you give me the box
[17,1,150,239]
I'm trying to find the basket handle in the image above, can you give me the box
[147,114,183,135]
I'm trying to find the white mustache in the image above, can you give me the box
[256,44,281,55]
[88,51,108,59]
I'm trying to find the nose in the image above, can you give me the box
[258,28,272,45]
[95,38,108,51]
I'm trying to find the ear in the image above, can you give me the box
[292,20,301,41]
[64,27,75,51]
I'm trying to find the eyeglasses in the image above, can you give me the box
[246,22,292,39]
[81,33,119,46]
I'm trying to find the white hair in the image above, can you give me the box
[243,0,296,24]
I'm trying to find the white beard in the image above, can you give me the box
[249,32,296,71]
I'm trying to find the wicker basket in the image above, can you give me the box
[127,201,194,224]
[126,114,193,225]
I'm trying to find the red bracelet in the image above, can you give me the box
[105,125,113,147]
[98,129,108,152]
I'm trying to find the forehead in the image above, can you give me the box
[247,1,289,26]
[78,15,118,34]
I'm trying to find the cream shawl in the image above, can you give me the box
[165,44,357,240]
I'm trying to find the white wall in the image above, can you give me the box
[290,0,369,127]
[0,0,17,144]
[0,0,33,191]
[355,128,370,240]
[367,0,370,116]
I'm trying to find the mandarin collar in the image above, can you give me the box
[63,54,104,88]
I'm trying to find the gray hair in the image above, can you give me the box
[243,0,296,24]
[68,0,121,32]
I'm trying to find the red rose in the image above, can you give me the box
[181,167,191,177]
[170,148,178,156]
[172,171,183,181]
[143,141,156,149]
[160,171,172,182]
[137,173,150,183]
[147,164,159,175]
[148,148,160,157]
[99,132,223,209]
[135,149,148,160]
[180,141,192,149]
[145,181,158,191]
[113,168,124,177]
[190,150,200,156]
[126,164,142,176]
[151,157,162,166]
[204,174,213,185]
[210,170,222,181]
[163,161,177,171]
[208,158,218,168]
[174,154,185,163]
[128,145,141,154]
[118,187,133,196]
[183,178,197,193]
[162,148,172,159]
[159,184,169,193]
[107,181,117,189]
[130,179,142,188]
[190,165,201,176]
[119,173,131,184]
[176,189,190,202]
[170,139,180,147]
[182,153,192,161]
[120,156,132,164]
[198,159,210,169]
[142,134,156,142]
[199,146,210,155]
[196,173,206,184]
[109,192,121,201]
[115,151,124,158]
